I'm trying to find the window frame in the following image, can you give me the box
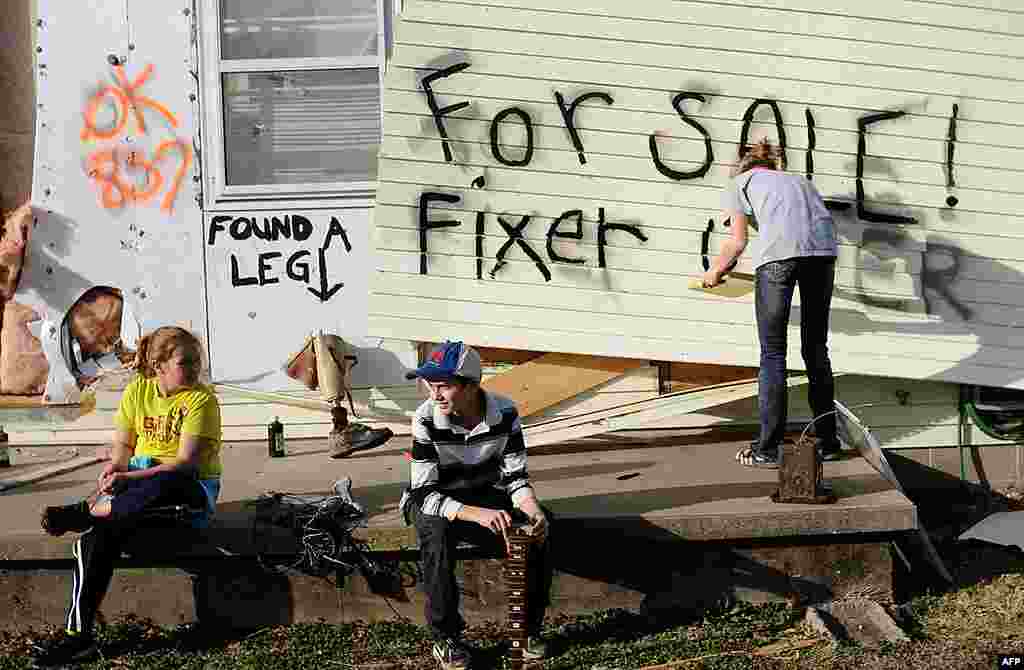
[197,0,387,210]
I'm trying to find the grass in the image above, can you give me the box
[0,602,806,670]
[2,577,1022,670]
[916,572,1024,646]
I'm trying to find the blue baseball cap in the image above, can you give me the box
[405,341,482,383]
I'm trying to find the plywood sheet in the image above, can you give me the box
[481,351,647,417]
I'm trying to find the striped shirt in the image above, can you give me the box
[408,390,533,519]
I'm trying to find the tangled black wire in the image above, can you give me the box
[247,477,378,579]
[244,477,412,621]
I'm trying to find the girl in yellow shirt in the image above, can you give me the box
[34,326,222,667]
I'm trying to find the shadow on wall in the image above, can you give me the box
[348,341,416,387]
[813,185,1002,387]
[348,340,423,416]
[830,230,1011,387]
[21,208,95,311]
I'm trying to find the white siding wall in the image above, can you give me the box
[374,0,1024,389]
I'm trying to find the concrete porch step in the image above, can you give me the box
[0,430,916,632]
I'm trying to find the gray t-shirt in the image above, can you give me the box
[720,169,838,269]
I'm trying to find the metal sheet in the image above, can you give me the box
[835,400,954,584]
[958,511,1024,550]
[835,400,904,494]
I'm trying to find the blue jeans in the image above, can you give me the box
[755,257,837,455]
[95,456,220,529]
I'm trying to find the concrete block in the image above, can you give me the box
[0,568,195,632]
[813,598,909,649]
[0,538,898,633]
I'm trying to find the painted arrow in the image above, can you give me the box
[306,246,344,302]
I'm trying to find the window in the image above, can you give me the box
[199,0,389,205]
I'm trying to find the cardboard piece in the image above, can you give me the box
[687,274,755,298]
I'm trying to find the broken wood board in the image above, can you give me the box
[0,455,103,492]
[523,376,808,447]
[667,361,759,390]
[481,351,648,418]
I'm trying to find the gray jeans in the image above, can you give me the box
[754,257,838,454]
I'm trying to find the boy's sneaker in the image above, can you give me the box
[432,636,472,670]
[30,631,99,667]
[523,635,549,661]
[40,501,92,537]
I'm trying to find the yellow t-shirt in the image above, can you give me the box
[113,375,223,479]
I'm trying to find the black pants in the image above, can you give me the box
[410,488,553,641]
[66,471,209,635]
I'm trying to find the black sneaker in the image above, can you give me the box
[431,636,472,670]
[815,438,843,462]
[40,502,92,537]
[30,632,99,667]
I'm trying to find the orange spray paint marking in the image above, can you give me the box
[153,139,192,213]
[80,87,129,141]
[125,150,165,204]
[81,64,191,214]
[86,147,167,210]
[86,149,130,209]
[81,64,178,141]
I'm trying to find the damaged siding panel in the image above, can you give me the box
[375,0,1024,388]
[30,2,206,372]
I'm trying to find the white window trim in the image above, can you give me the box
[218,56,381,73]
[197,0,386,210]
